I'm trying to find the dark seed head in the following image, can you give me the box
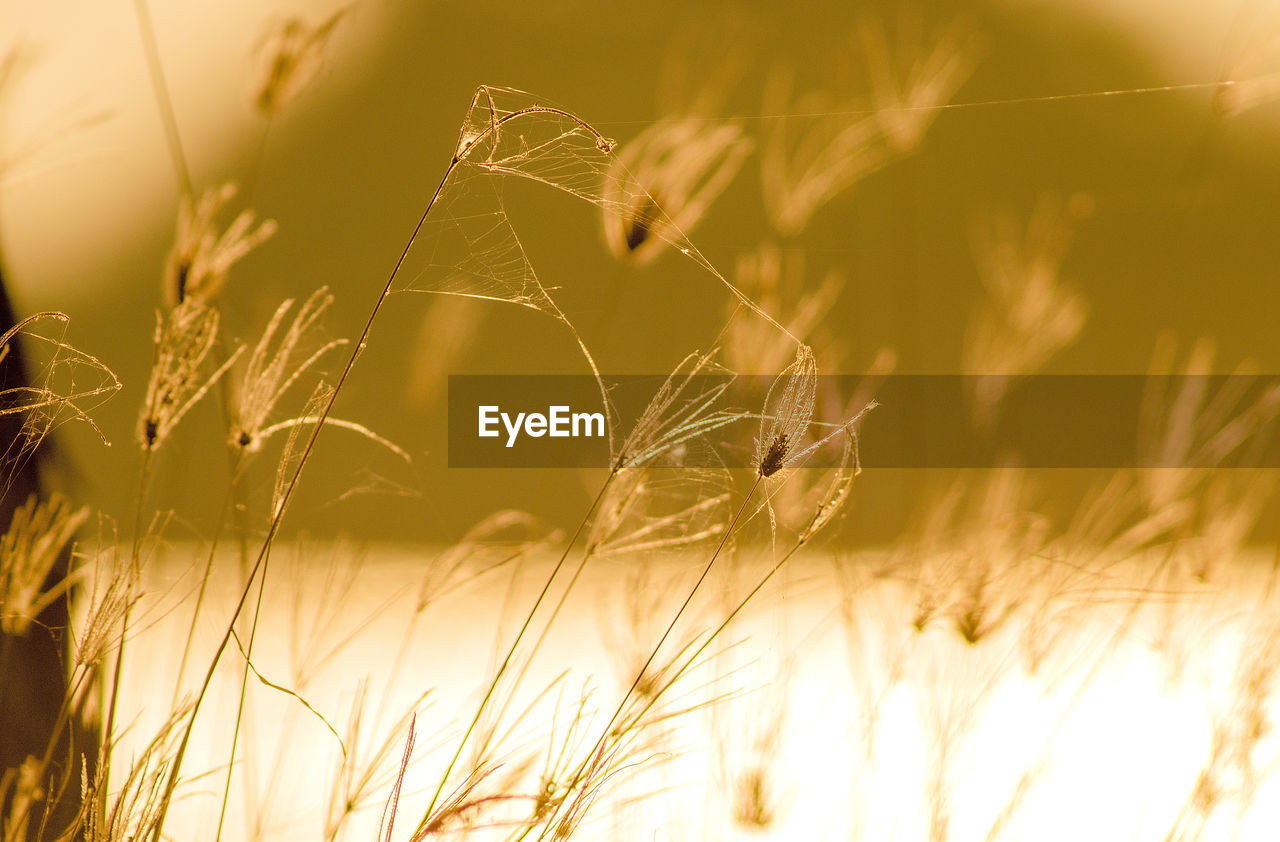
[623,193,663,252]
[174,260,190,304]
[758,433,789,477]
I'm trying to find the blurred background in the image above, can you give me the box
[2,0,1279,546]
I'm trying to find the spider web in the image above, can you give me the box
[0,312,121,501]
[389,85,796,338]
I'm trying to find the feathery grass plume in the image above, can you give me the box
[551,414,869,840]
[227,286,408,463]
[587,355,742,697]
[570,410,868,839]
[1185,473,1274,582]
[0,493,87,636]
[613,351,742,471]
[149,86,792,842]
[964,193,1091,426]
[1167,615,1280,842]
[715,687,788,831]
[437,673,607,838]
[901,470,1050,644]
[797,423,862,544]
[724,244,845,376]
[856,11,980,154]
[377,713,414,842]
[530,717,671,842]
[230,287,345,453]
[602,118,752,263]
[760,69,888,237]
[411,760,516,839]
[1139,336,1280,514]
[251,9,346,117]
[73,525,139,670]
[138,298,243,451]
[1014,433,1245,682]
[280,538,373,688]
[269,382,330,521]
[0,755,42,842]
[441,681,626,839]
[1015,475,1188,673]
[755,345,817,478]
[1135,340,1280,586]
[589,466,731,559]
[945,469,1050,645]
[163,183,277,308]
[325,685,431,842]
[415,510,554,614]
[81,704,191,842]
[523,687,601,830]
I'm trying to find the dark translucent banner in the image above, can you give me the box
[447,374,1280,469]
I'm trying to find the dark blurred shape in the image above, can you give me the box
[0,260,91,841]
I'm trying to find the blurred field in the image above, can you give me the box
[107,542,1280,842]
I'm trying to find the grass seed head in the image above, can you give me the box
[229,286,346,455]
[858,11,981,153]
[138,298,243,451]
[163,183,277,307]
[0,492,87,635]
[603,118,752,264]
[252,10,346,116]
[756,345,817,477]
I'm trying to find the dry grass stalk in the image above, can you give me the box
[252,10,347,117]
[138,299,243,452]
[857,11,980,153]
[756,345,818,478]
[229,287,346,456]
[1139,337,1280,514]
[603,119,752,264]
[163,184,277,308]
[80,705,192,842]
[725,244,845,377]
[965,193,1091,425]
[73,535,139,671]
[760,68,888,237]
[0,494,87,636]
